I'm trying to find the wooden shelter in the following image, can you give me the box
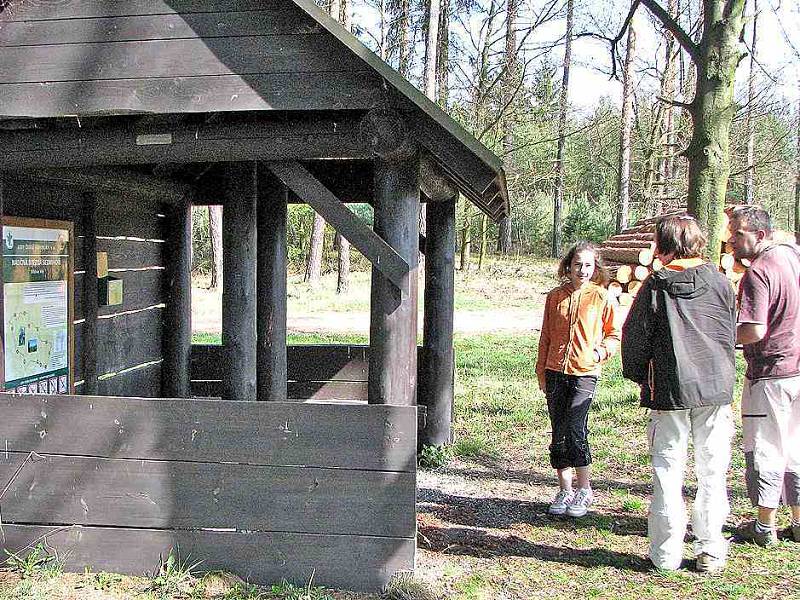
[0,0,508,592]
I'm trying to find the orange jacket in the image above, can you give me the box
[535,282,620,388]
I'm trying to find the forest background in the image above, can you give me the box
[191,0,800,284]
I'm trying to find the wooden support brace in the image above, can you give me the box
[265,161,410,289]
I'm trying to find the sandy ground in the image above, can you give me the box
[191,286,542,335]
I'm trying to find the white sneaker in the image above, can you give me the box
[565,488,593,517]
[548,489,575,515]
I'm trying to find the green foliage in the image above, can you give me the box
[382,571,440,600]
[417,444,453,469]
[268,577,333,600]
[3,544,61,579]
[561,195,615,246]
[148,548,202,597]
[89,571,123,591]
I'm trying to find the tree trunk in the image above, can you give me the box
[208,204,223,289]
[378,0,387,60]
[617,22,636,232]
[684,0,746,265]
[497,0,517,254]
[305,212,325,286]
[335,232,350,294]
[659,0,678,193]
[340,0,350,29]
[423,0,440,100]
[460,204,471,271]
[795,87,799,244]
[478,214,487,270]
[394,0,410,77]
[329,0,340,18]
[436,0,450,107]
[745,0,758,205]
[552,0,573,257]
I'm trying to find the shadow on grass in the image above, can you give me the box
[436,457,656,496]
[418,488,648,537]
[417,524,651,572]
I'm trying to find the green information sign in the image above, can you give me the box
[3,220,73,394]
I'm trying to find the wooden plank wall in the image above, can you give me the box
[0,0,383,118]
[2,177,166,396]
[0,393,417,591]
[191,344,426,402]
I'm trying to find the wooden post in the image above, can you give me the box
[419,195,456,446]
[257,170,288,402]
[162,199,192,398]
[81,192,99,395]
[222,162,257,402]
[368,152,420,406]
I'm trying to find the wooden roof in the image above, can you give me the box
[0,0,508,219]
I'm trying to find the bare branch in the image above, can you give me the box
[657,95,694,110]
[641,0,700,63]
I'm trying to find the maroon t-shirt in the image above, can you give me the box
[738,244,800,380]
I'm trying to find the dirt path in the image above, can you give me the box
[192,287,542,335]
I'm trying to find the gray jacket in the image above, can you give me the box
[622,262,736,410]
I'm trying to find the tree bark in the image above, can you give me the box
[424,0,440,100]
[617,22,637,232]
[393,0,411,77]
[478,214,488,270]
[305,212,325,286]
[436,0,450,107]
[208,204,223,289]
[683,0,746,264]
[335,232,350,294]
[460,204,471,271]
[497,0,517,254]
[795,87,799,244]
[745,0,758,205]
[552,0,574,257]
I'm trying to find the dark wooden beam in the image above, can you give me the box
[9,167,193,204]
[161,200,192,398]
[81,192,99,395]
[265,161,410,289]
[368,153,420,406]
[0,113,369,169]
[257,171,288,402]
[419,197,456,446]
[222,162,257,402]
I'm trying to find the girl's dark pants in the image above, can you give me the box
[545,370,597,469]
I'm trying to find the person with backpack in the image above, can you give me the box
[728,206,800,547]
[622,215,736,574]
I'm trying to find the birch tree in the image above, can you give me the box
[745,0,758,205]
[617,20,637,232]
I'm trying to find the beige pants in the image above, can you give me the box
[648,405,733,570]
[742,375,800,508]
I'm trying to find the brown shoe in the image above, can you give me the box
[736,521,777,547]
[695,553,726,575]
[779,523,800,542]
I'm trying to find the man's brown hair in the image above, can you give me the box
[655,215,707,259]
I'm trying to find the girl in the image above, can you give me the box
[535,241,620,517]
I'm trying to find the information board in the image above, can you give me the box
[2,218,74,394]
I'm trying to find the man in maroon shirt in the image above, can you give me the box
[729,206,800,546]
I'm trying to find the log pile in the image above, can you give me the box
[600,206,797,313]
